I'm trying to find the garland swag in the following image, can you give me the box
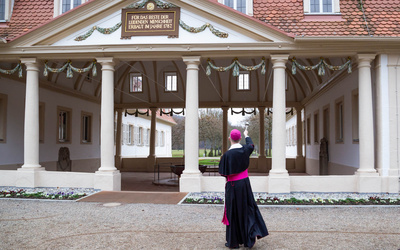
[0,63,23,78]
[43,60,97,79]
[291,57,352,76]
[75,23,122,41]
[206,58,266,77]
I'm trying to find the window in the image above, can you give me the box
[145,128,150,146]
[161,131,165,147]
[304,0,339,14]
[81,112,92,143]
[138,127,143,145]
[237,72,250,90]
[61,0,82,14]
[128,124,134,145]
[130,73,143,93]
[57,106,72,143]
[314,111,319,144]
[0,93,7,142]
[39,103,45,143]
[306,116,311,144]
[165,72,177,92]
[0,0,5,21]
[221,0,249,14]
[352,89,359,143]
[335,97,344,143]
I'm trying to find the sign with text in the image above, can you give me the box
[121,2,180,38]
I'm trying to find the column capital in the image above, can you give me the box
[221,106,230,112]
[356,54,376,67]
[182,56,201,66]
[270,54,289,69]
[20,58,39,71]
[150,107,158,112]
[257,106,266,112]
[96,57,117,70]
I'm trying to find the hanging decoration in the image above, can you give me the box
[231,108,256,116]
[74,23,122,41]
[267,108,293,115]
[291,57,352,76]
[160,108,184,116]
[126,0,177,9]
[125,109,150,117]
[0,63,23,78]
[43,60,97,79]
[206,57,266,77]
[179,20,228,38]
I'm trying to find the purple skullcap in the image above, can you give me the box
[230,129,241,141]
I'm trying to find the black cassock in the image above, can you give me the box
[219,137,269,248]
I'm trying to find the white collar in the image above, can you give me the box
[229,143,243,150]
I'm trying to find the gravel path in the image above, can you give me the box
[1,199,399,249]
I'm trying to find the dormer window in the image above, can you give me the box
[61,0,81,14]
[0,0,14,22]
[304,0,340,14]
[218,0,253,16]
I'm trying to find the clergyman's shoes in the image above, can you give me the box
[225,243,239,249]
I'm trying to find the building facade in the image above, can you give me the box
[0,0,399,193]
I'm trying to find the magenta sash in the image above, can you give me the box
[222,169,249,225]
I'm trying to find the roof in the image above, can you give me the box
[0,0,399,43]
[0,0,54,42]
[253,0,400,37]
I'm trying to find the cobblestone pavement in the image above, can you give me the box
[1,199,399,249]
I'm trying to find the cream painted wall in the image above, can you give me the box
[0,78,101,169]
[305,70,360,172]
[121,114,173,157]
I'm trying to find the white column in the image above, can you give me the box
[356,54,377,175]
[375,55,390,176]
[356,54,380,193]
[16,58,44,188]
[269,55,290,194]
[270,55,289,176]
[95,57,121,191]
[20,58,42,169]
[180,56,202,192]
[222,106,229,154]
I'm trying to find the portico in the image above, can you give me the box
[0,0,399,194]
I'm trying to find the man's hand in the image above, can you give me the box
[243,129,248,138]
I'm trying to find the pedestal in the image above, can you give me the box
[268,175,290,194]
[179,173,202,192]
[94,170,121,191]
[16,167,45,188]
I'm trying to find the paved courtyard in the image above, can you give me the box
[1,199,399,249]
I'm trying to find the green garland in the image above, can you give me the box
[75,22,122,41]
[292,57,352,76]
[125,0,177,9]
[0,63,23,78]
[43,60,97,79]
[179,20,228,38]
[206,57,266,77]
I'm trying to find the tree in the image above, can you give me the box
[199,109,223,156]
[243,111,273,157]
[172,115,185,150]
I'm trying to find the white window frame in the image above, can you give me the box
[335,97,344,143]
[57,0,84,15]
[218,0,253,16]
[128,124,134,145]
[304,0,340,14]
[138,127,143,146]
[130,73,143,93]
[81,111,92,144]
[164,72,178,92]
[57,106,72,143]
[0,0,14,22]
[237,71,250,91]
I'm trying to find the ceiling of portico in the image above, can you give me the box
[0,56,354,109]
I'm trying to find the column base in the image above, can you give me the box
[16,167,45,188]
[115,156,122,170]
[94,170,121,191]
[179,172,202,192]
[382,176,399,193]
[268,175,290,194]
[147,155,156,172]
[356,174,381,193]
